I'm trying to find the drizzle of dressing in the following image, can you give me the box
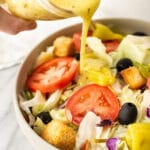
[48,0,101,73]
[3,0,100,72]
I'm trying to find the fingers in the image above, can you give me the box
[11,18,37,34]
[0,7,37,34]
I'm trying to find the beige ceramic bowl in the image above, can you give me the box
[14,18,150,150]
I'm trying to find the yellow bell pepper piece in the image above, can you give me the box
[126,123,150,150]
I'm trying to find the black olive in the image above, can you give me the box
[118,102,137,125]
[116,58,133,72]
[36,112,52,124]
[73,53,80,60]
[133,32,147,36]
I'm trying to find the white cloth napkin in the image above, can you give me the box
[0,32,28,69]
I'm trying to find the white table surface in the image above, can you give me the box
[0,0,150,149]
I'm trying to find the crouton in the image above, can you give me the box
[121,66,146,89]
[41,120,76,150]
[53,36,75,57]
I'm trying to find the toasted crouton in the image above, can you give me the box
[41,120,76,150]
[121,66,146,89]
[53,36,75,57]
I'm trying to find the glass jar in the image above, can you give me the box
[2,0,75,20]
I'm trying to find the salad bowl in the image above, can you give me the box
[14,18,150,150]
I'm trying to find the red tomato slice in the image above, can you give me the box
[73,31,93,52]
[27,57,79,93]
[73,32,82,52]
[103,40,120,53]
[66,84,120,125]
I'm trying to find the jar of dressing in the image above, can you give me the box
[1,0,76,20]
[1,0,100,20]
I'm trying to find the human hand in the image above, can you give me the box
[0,7,37,34]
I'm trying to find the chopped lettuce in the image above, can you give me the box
[20,90,46,108]
[142,90,150,110]
[20,90,62,119]
[109,124,127,139]
[34,46,54,67]
[20,90,46,116]
[86,37,113,66]
[33,117,46,135]
[32,103,45,116]
[118,86,142,104]
[141,90,150,122]
[134,62,150,78]
[33,90,63,115]
[43,90,62,111]
[19,94,36,126]
[50,108,69,123]
[75,111,101,149]
[112,35,150,65]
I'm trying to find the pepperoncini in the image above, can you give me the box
[85,67,115,86]
[91,23,123,41]
[126,123,150,150]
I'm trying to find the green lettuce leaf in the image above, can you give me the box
[114,35,150,65]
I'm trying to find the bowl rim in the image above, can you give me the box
[13,17,150,150]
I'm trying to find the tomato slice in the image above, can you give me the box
[103,40,120,53]
[66,84,120,125]
[73,32,82,52]
[27,57,79,93]
[73,31,92,52]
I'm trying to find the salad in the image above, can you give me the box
[19,22,150,150]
